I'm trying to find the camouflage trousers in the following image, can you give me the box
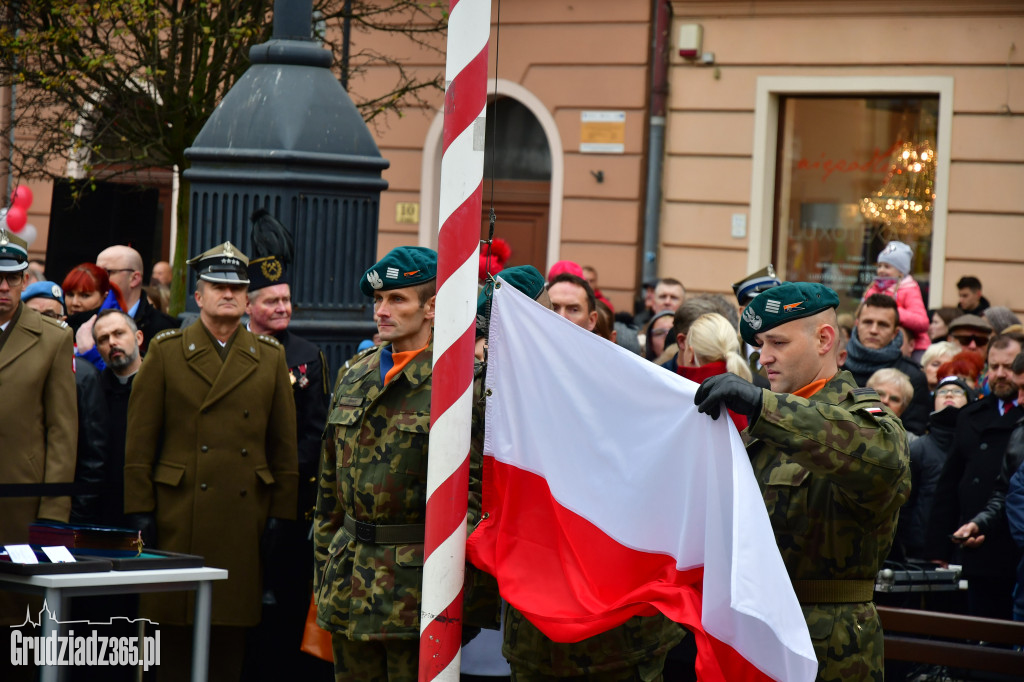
[503,607,683,680]
[331,633,418,682]
[806,602,883,682]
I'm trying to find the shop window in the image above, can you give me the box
[772,96,939,316]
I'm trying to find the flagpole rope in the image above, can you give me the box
[420,0,492,679]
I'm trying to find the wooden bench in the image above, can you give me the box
[878,606,1024,676]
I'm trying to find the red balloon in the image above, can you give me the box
[5,205,27,232]
[10,185,33,210]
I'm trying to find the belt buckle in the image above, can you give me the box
[355,520,376,544]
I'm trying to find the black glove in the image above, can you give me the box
[694,373,763,421]
[260,517,290,606]
[125,513,158,549]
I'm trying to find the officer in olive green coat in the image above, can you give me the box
[314,247,489,681]
[695,282,910,682]
[0,229,77,628]
[125,242,297,678]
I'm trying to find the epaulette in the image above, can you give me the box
[39,316,69,330]
[346,344,377,368]
[152,328,182,343]
[256,333,282,348]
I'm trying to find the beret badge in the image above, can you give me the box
[742,306,762,331]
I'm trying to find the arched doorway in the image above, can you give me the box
[419,79,563,273]
[480,96,550,271]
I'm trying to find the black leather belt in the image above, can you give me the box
[342,513,425,545]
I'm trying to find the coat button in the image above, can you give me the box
[241,448,248,457]
[244,410,250,418]
[240,490,247,497]
[200,483,208,491]
[972,478,980,484]
[980,443,987,450]
[201,445,209,453]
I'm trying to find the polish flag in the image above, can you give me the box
[467,283,817,682]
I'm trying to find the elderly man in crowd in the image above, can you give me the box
[928,332,1024,620]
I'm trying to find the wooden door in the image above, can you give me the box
[480,179,550,274]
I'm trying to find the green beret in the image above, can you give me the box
[476,265,547,336]
[740,281,840,346]
[360,246,437,296]
[496,265,545,300]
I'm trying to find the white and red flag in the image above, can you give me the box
[467,282,817,682]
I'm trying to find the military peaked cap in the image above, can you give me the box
[0,228,29,272]
[359,246,437,296]
[740,281,840,346]
[187,241,250,285]
[732,264,781,306]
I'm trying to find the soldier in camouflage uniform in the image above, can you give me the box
[314,246,490,681]
[499,272,685,680]
[695,282,910,682]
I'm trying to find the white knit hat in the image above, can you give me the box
[877,241,912,276]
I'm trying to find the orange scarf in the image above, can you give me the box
[384,344,427,385]
[792,377,829,399]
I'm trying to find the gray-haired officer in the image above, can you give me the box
[125,241,297,680]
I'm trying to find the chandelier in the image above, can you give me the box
[859,137,937,238]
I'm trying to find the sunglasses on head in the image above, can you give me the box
[953,334,988,346]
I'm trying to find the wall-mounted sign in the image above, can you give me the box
[580,111,625,154]
[395,202,420,224]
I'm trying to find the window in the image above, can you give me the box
[772,96,939,316]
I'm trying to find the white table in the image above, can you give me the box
[0,566,228,682]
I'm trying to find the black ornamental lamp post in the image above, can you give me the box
[183,0,388,373]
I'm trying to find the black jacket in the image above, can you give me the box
[900,405,960,560]
[97,368,135,527]
[926,396,1024,576]
[275,328,330,518]
[971,416,1024,534]
[70,360,110,524]
[132,294,179,355]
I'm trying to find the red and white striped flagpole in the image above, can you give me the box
[420,0,491,679]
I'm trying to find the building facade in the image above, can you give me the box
[4,0,1022,316]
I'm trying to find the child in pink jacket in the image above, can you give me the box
[862,240,930,358]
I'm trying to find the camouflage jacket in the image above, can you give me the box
[313,342,487,640]
[746,370,910,682]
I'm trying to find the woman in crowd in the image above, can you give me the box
[928,307,959,343]
[896,376,974,562]
[678,312,752,431]
[920,341,959,391]
[861,240,930,361]
[643,310,675,362]
[984,306,1022,334]
[61,262,127,370]
[62,262,126,319]
[935,351,985,391]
